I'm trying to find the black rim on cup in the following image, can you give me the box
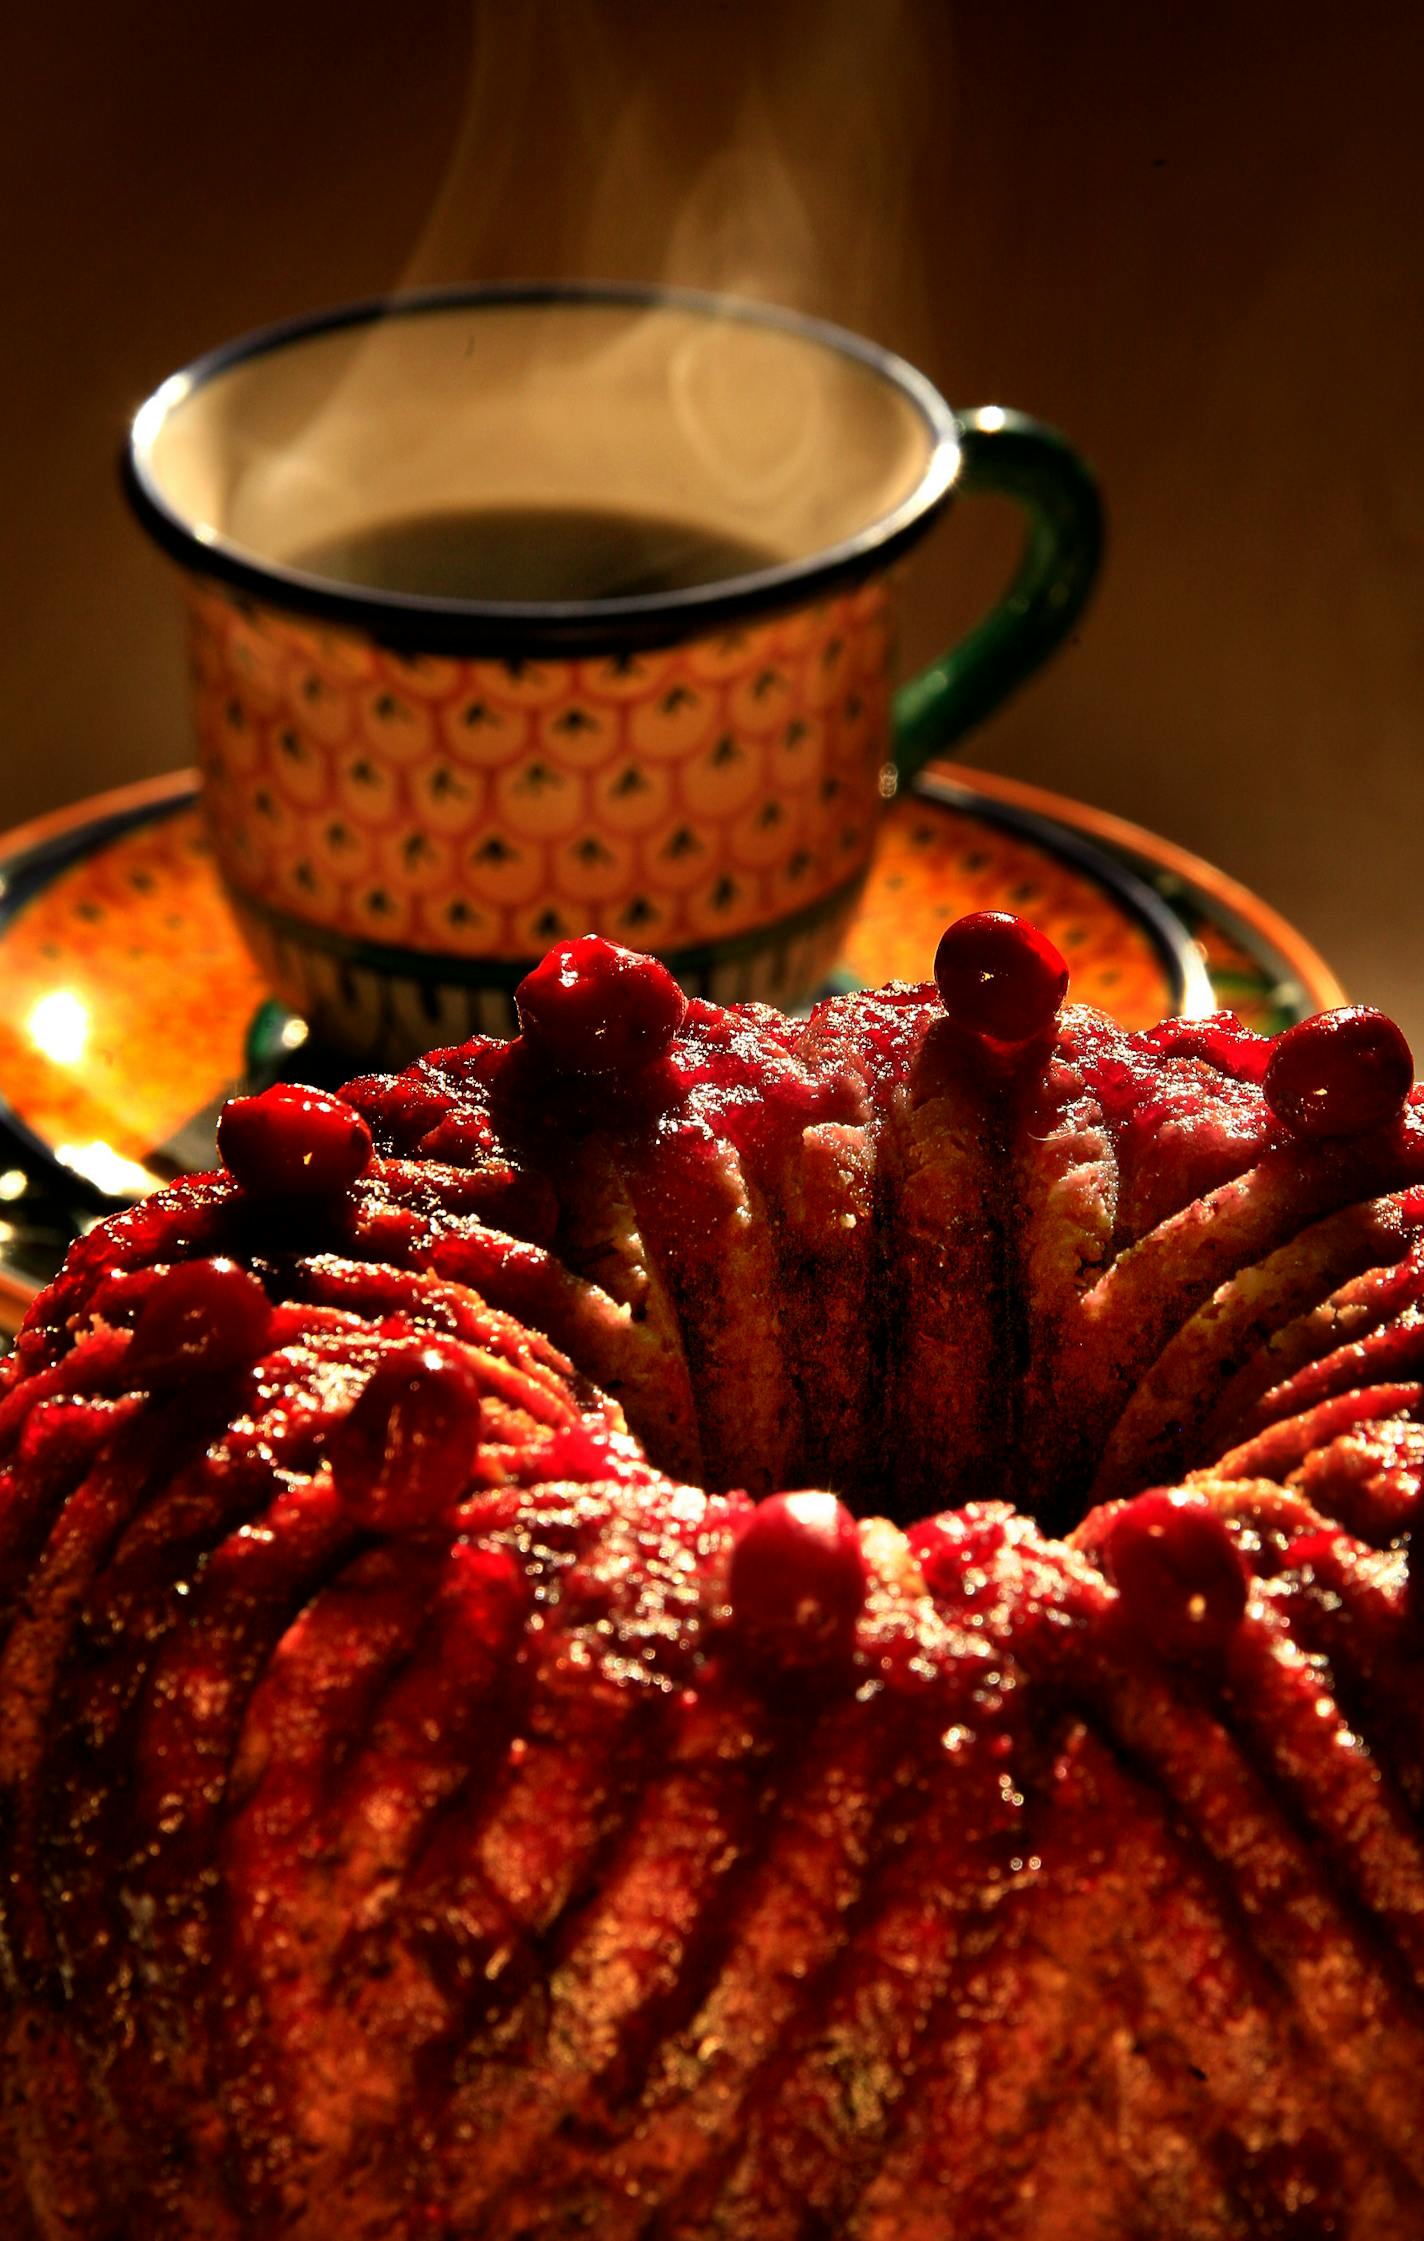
[123,282,963,657]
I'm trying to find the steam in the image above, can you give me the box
[397,0,943,347]
[200,1,951,570]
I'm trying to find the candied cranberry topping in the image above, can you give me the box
[1139,1011,1271,1083]
[1102,1489,1248,1661]
[329,1347,484,1532]
[514,936,688,1075]
[217,1083,373,1195]
[1263,1006,1413,1140]
[933,911,1069,1046]
[728,1490,865,1671]
[126,1257,272,1387]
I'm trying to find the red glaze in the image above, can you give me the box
[909,1501,1020,1609]
[933,911,1069,1046]
[329,1346,484,1532]
[514,935,688,1075]
[218,1083,373,1195]
[1138,1010,1272,1083]
[126,1257,272,1386]
[1282,1527,1349,1579]
[11,948,1424,2235]
[1264,1006,1413,1139]
[728,1490,865,1670]
[1102,1489,1249,1661]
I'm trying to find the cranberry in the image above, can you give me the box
[728,1491,865,1672]
[127,1257,272,1387]
[933,912,1069,1045]
[217,1083,373,1195]
[1102,1489,1248,1662]
[514,936,688,1075]
[330,1347,484,1531]
[1263,1006,1413,1139]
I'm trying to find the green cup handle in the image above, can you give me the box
[891,407,1104,782]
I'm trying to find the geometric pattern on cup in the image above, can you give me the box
[187,577,894,963]
[227,880,861,1062]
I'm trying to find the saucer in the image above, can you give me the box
[0,765,1343,1329]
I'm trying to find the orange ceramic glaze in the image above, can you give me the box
[0,799,264,1173]
[842,797,1173,1027]
[189,578,892,970]
[0,769,1333,1200]
[0,768,1343,1327]
[126,290,1113,1059]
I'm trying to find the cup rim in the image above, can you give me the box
[124,280,962,655]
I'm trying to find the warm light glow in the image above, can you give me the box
[131,371,192,458]
[56,1141,163,1198]
[0,1168,26,1202]
[782,1491,840,1531]
[27,989,90,1066]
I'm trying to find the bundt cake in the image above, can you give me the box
[4,916,1424,2238]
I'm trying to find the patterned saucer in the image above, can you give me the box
[0,765,1343,1328]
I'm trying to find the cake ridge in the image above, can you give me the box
[4,935,1424,2233]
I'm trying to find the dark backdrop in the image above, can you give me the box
[6,0,1423,1033]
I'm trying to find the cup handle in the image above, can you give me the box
[890,406,1104,782]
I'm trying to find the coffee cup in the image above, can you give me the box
[126,283,1101,1060]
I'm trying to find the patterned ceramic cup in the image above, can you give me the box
[126,285,1101,1060]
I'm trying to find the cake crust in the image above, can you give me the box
[3,966,1424,2236]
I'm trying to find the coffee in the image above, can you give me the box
[292,504,783,604]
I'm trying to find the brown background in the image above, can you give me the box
[5,0,1423,1035]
